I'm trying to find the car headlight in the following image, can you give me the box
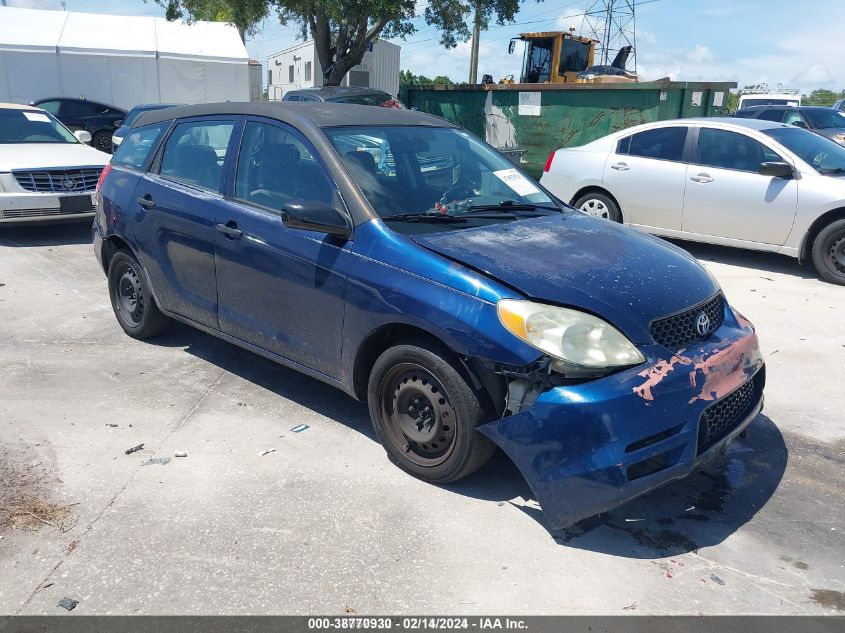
[498,299,645,374]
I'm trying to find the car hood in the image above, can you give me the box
[411,212,720,344]
[0,143,110,171]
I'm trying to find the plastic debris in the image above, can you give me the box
[291,424,310,433]
[125,443,144,455]
[259,449,276,456]
[345,606,357,615]
[142,457,171,466]
[58,597,78,611]
[174,451,187,458]
[106,424,118,428]
[710,573,725,585]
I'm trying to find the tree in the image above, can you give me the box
[803,89,845,106]
[400,70,455,86]
[154,0,269,42]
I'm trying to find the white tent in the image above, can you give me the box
[0,6,250,110]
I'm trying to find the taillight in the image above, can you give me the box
[95,163,112,193]
[543,151,555,172]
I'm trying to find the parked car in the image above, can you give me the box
[540,118,845,285]
[112,103,182,152]
[32,97,126,153]
[734,105,845,145]
[94,103,764,529]
[0,102,109,224]
[832,99,845,113]
[282,86,404,108]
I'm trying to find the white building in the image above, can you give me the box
[267,40,400,101]
[0,6,252,109]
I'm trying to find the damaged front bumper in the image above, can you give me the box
[479,308,765,529]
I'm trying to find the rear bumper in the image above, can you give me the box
[479,307,765,529]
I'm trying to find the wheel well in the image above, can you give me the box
[570,186,623,221]
[800,207,845,263]
[100,235,131,273]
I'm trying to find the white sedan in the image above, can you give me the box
[539,117,845,285]
[0,103,109,224]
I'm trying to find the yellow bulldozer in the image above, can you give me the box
[501,31,637,85]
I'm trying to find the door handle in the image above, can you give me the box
[690,173,714,183]
[137,195,156,208]
[216,223,243,239]
[610,162,630,171]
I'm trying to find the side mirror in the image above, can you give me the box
[74,130,92,144]
[508,40,516,55]
[759,161,794,178]
[791,120,808,129]
[282,201,351,238]
[114,119,124,129]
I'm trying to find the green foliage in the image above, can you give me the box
[803,89,845,106]
[400,70,455,86]
[154,0,269,41]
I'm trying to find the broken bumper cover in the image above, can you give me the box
[479,308,765,529]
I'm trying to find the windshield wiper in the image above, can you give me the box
[463,200,562,214]
[819,167,845,174]
[383,212,467,223]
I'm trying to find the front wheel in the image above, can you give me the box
[811,219,845,285]
[573,191,622,222]
[107,250,171,339]
[367,341,495,483]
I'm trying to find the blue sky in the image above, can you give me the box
[6,0,844,91]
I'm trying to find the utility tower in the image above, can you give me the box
[582,0,638,72]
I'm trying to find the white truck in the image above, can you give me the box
[737,84,802,110]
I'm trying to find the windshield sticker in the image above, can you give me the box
[23,112,51,123]
[493,168,541,197]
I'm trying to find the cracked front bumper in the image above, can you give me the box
[479,307,765,529]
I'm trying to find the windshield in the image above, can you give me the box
[327,93,403,108]
[325,126,557,233]
[522,38,553,83]
[765,127,845,173]
[0,109,78,144]
[802,109,845,129]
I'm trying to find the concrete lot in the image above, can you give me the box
[0,221,843,615]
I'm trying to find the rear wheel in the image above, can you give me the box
[811,219,845,285]
[107,250,171,339]
[573,191,622,222]
[367,341,494,483]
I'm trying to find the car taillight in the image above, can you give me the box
[543,151,555,173]
[95,163,112,193]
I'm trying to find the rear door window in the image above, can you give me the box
[695,127,783,172]
[618,126,688,162]
[112,123,169,170]
[63,100,97,116]
[233,121,335,210]
[754,109,785,122]
[158,120,235,192]
[37,100,61,116]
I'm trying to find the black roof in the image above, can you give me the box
[287,86,393,99]
[133,101,451,130]
[740,105,837,111]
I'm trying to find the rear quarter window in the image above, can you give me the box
[112,123,168,170]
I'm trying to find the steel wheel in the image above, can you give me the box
[93,131,112,153]
[378,363,457,468]
[829,234,845,275]
[113,261,145,327]
[580,197,609,219]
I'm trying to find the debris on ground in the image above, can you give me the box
[345,606,357,614]
[710,573,725,585]
[106,424,118,428]
[174,451,187,458]
[1,445,72,534]
[125,443,144,455]
[622,601,637,611]
[259,449,276,456]
[57,597,78,611]
[141,457,171,466]
[35,581,54,593]
[291,424,310,433]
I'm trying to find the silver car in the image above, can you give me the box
[539,118,845,285]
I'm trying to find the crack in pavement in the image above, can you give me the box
[13,348,244,614]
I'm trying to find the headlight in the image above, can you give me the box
[498,299,645,374]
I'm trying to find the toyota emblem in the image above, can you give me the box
[695,312,711,335]
[60,177,77,191]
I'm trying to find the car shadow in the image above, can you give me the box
[667,238,817,280]
[148,324,787,559]
[0,220,93,247]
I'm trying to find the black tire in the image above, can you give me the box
[367,340,495,484]
[811,219,845,285]
[573,191,622,222]
[107,250,171,339]
[92,130,113,153]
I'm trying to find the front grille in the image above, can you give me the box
[651,293,725,349]
[697,370,764,455]
[12,168,103,193]
[1,205,93,219]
